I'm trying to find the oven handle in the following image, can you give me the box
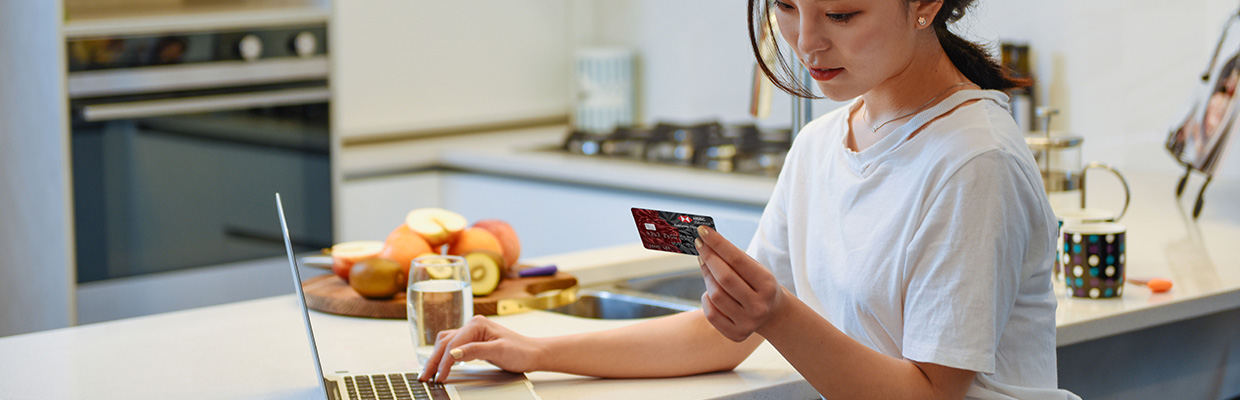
[79,87,330,122]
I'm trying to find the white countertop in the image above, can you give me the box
[0,246,814,400]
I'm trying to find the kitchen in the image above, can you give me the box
[1,0,1239,399]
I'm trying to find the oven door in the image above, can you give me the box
[71,85,332,283]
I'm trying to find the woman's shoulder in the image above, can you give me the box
[913,90,1030,167]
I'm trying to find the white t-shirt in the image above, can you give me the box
[747,90,1079,399]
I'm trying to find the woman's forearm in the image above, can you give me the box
[757,288,973,400]
[537,309,763,378]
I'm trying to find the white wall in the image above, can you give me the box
[584,0,1240,181]
[331,0,571,140]
[964,0,1240,181]
[0,1,75,336]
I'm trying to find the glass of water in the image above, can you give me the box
[407,254,473,365]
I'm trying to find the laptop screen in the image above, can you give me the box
[276,193,333,397]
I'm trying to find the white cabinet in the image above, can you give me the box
[440,172,766,259]
[337,171,442,242]
[331,1,571,139]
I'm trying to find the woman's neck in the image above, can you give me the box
[860,45,971,126]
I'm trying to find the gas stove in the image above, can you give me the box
[560,122,791,177]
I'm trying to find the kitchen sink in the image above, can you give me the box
[616,270,707,302]
[547,289,697,320]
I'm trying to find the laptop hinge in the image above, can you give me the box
[324,378,343,400]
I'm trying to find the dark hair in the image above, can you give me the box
[748,0,1031,98]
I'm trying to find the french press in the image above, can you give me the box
[1025,108,1131,220]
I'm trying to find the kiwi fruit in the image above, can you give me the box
[348,257,405,299]
[464,251,503,296]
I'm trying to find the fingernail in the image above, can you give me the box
[697,226,710,237]
[449,348,464,360]
[695,238,703,248]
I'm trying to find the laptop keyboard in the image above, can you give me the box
[343,373,449,400]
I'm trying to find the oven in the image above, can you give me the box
[67,23,332,284]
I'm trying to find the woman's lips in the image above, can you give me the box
[808,67,843,81]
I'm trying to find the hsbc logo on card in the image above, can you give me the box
[679,215,692,223]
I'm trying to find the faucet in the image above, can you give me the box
[790,66,813,140]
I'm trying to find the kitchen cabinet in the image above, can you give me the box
[337,171,443,242]
[331,0,570,140]
[440,171,766,258]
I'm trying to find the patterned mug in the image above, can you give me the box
[1062,222,1126,298]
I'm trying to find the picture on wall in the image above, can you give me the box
[1167,15,1240,175]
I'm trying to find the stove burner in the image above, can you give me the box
[562,121,790,177]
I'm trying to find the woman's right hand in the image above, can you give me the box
[419,315,545,383]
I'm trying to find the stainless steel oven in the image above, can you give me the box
[68,23,332,283]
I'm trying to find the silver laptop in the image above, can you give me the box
[276,194,542,400]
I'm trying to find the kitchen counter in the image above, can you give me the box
[0,246,815,400]
[339,125,776,206]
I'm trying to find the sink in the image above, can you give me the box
[547,290,697,319]
[617,270,707,302]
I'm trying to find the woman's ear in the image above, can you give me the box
[911,0,945,28]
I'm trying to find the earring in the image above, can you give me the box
[918,17,927,26]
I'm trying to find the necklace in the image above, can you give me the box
[862,82,975,132]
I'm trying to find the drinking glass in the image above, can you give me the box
[407,255,473,365]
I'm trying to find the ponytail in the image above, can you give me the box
[931,0,1029,91]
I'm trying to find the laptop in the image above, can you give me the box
[276,194,542,400]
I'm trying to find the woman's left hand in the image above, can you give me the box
[694,226,785,342]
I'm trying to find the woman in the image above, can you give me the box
[421,0,1077,398]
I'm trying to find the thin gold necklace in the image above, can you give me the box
[863,82,975,132]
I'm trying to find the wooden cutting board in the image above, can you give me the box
[302,271,578,319]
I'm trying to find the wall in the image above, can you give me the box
[331,0,571,140]
[0,1,75,336]
[584,0,1240,181]
[965,0,1240,181]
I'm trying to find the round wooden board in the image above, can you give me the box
[302,271,578,319]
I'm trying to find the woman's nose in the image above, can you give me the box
[795,14,831,62]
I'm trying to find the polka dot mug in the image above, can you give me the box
[1061,222,1126,299]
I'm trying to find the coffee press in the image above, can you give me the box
[1025,108,1131,220]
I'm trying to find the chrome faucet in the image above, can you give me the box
[790,66,813,139]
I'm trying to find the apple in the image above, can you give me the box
[446,227,503,259]
[379,224,434,285]
[404,208,468,248]
[472,219,521,268]
[348,257,406,299]
[330,241,384,283]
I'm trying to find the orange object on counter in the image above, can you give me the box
[1129,277,1173,293]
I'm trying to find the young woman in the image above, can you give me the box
[421,0,1078,398]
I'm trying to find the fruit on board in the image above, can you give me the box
[446,227,503,259]
[414,253,456,279]
[404,208,468,248]
[463,251,503,296]
[348,257,406,299]
[471,219,521,268]
[330,241,384,283]
[380,224,433,285]
[466,249,507,278]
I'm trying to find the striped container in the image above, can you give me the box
[574,47,635,134]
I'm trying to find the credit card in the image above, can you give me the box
[631,207,716,255]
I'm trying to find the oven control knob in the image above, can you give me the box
[292,31,317,58]
[238,34,263,62]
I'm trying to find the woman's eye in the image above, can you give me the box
[826,12,857,22]
[772,1,793,11]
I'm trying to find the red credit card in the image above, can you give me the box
[632,207,716,255]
